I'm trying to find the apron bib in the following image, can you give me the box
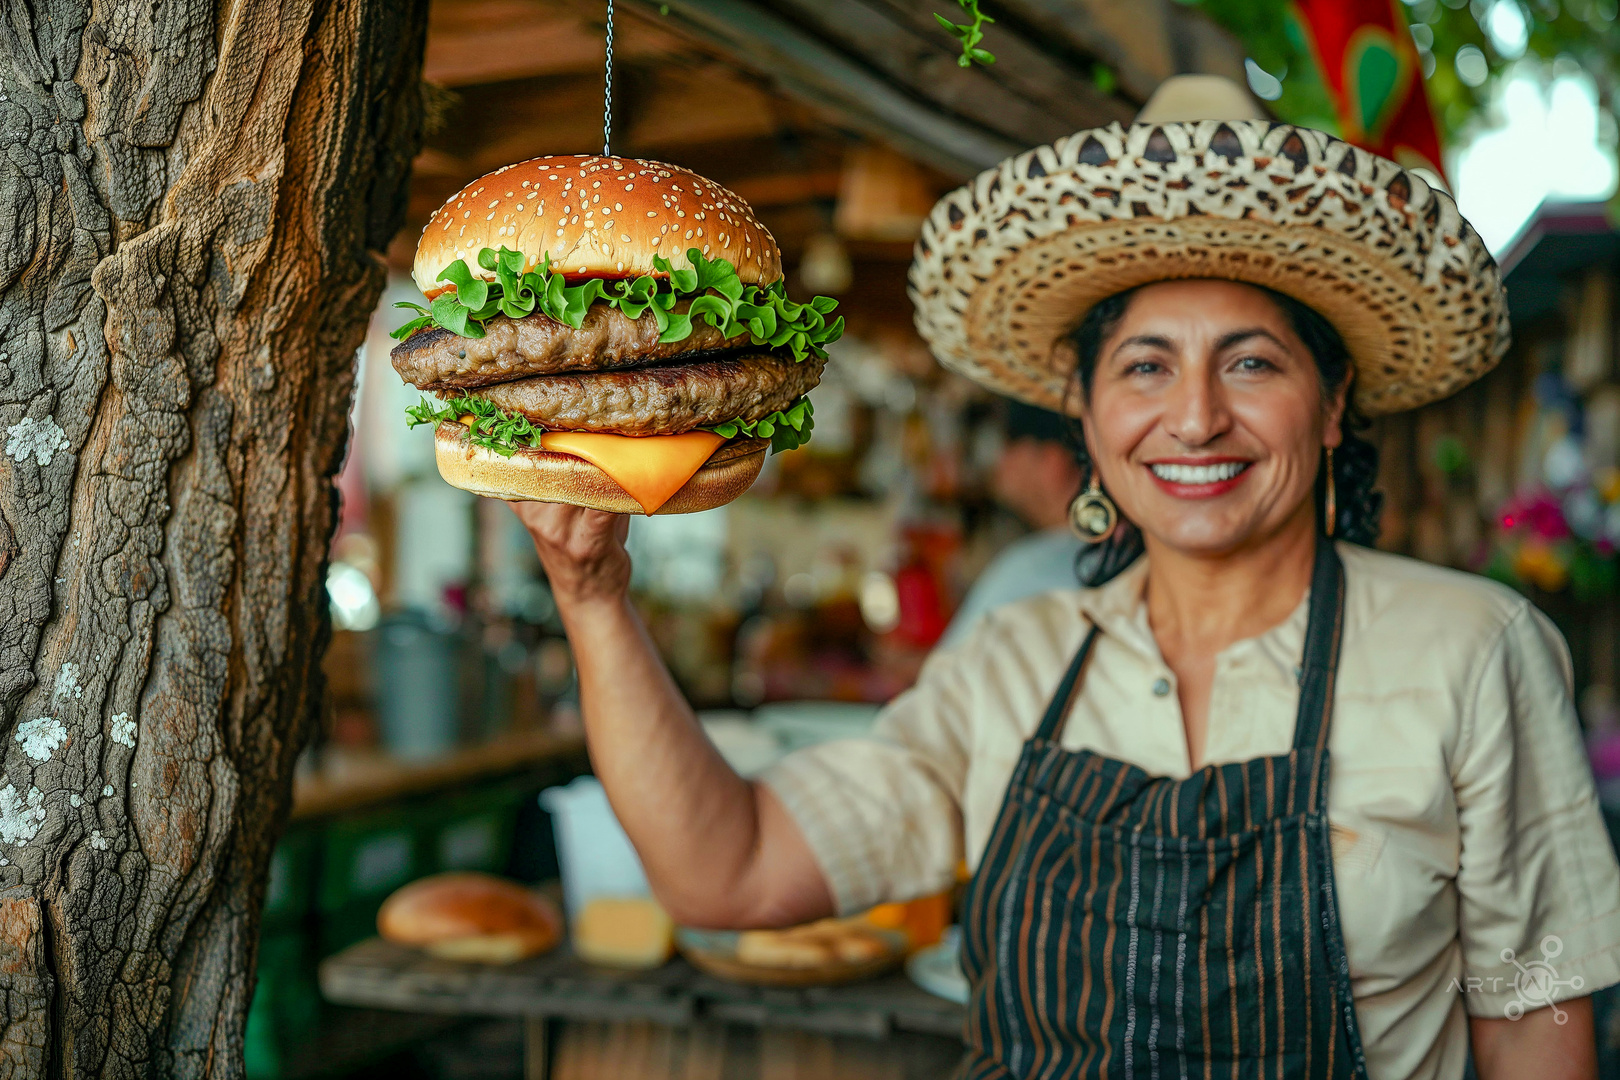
[957,541,1369,1079]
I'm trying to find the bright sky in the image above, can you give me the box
[1448,3,1616,253]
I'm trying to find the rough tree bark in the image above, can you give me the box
[0,0,428,1074]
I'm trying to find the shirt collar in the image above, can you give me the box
[1073,554,1314,677]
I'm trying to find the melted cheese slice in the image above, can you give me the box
[539,430,726,514]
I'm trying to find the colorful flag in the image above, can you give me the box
[1293,0,1447,181]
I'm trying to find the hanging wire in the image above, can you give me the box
[603,0,615,156]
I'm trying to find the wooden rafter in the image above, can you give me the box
[620,0,1023,176]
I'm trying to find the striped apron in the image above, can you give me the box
[956,541,1369,1079]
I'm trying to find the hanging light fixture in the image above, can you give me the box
[834,144,937,242]
[799,232,853,294]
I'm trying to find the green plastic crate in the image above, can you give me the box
[316,808,421,914]
[424,781,527,875]
[315,807,424,955]
[261,826,316,932]
[244,928,321,1080]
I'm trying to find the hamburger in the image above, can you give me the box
[391,155,842,514]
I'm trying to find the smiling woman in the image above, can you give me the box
[502,75,1620,1080]
[1065,279,1382,585]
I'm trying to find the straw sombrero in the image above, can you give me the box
[908,76,1509,417]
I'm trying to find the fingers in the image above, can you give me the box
[505,498,634,606]
[508,499,622,545]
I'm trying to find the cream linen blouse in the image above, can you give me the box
[762,543,1620,1080]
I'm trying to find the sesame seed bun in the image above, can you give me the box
[415,155,782,297]
[433,424,768,514]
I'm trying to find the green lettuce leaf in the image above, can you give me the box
[703,397,815,455]
[404,395,543,458]
[390,247,844,363]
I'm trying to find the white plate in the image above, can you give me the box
[906,926,969,1004]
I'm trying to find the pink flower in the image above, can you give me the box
[1501,493,1570,541]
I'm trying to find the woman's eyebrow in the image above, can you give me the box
[1215,327,1286,352]
[1111,333,1175,354]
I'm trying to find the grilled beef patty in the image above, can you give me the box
[460,351,824,436]
[392,299,753,391]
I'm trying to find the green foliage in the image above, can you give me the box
[935,0,996,67]
[1177,0,1620,149]
[404,394,816,457]
[393,247,844,364]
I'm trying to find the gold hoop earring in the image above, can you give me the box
[1324,447,1336,538]
[1069,472,1118,544]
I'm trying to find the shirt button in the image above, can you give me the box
[1152,677,1171,697]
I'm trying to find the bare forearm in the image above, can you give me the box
[510,501,832,928]
[563,596,771,924]
[1471,998,1595,1080]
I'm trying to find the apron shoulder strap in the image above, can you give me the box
[1292,539,1348,759]
[1034,624,1099,743]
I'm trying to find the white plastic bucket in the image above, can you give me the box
[538,777,650,921]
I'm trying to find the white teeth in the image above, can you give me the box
[1150,462,1247,484]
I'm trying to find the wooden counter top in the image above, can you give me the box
[318,935,965,1039]
[292,727,588,820]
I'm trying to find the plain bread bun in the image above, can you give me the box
[378,872,562,964]
[415,156,781,296]
[434,425,767,514]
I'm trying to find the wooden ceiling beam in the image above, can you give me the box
[726,170,843,207]
[983,0,1175,103]
[620,0,1021,177]
[774,0,1132,140]
[424,0,684,87]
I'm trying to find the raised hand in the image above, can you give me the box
[508,501,632,611]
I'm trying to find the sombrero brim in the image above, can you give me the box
[907,120,1509,417]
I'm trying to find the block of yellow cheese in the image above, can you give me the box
[540,431,725,514]
[572,897,675,968]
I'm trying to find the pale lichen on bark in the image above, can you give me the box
[0,0,428,1075]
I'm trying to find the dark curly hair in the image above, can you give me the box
[1063,283,1382,587]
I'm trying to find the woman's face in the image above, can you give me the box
[1079,280,1348,559]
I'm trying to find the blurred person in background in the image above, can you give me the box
[509,77,1620,1079]
[939,402,1084,647]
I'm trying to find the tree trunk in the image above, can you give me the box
[0,0,428,1074]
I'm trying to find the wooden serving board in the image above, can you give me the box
[676,928,906,989]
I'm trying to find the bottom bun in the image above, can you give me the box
[434,424,767,514]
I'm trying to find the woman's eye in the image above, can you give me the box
[1234,355,1276,373]
[1125,359,1164,376]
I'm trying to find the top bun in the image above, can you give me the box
[414,156,782,297]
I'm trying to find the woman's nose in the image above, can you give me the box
[1162,373,1231,446]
